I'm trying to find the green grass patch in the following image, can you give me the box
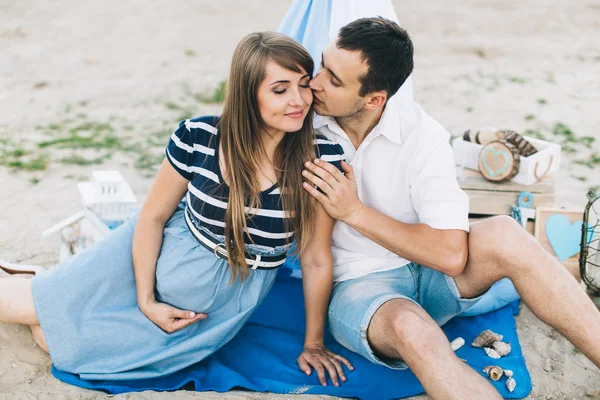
[58,153,112,166]
[4,148,28,157]
[524,114,535,121]
[552,122,596,148]
[135,151,165,171]
[508,76,527,84]
[573,154,600,169]
[166,102,181,110]
[195,80,227,104]
[38,134,127,150]
[572,175,588,182]
[3,154,49,171]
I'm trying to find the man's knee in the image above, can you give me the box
[370,300,440,360]
[469,215,530,264]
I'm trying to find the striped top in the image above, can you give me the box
[165,116,345,253]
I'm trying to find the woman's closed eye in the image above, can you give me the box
[273,83,311,94]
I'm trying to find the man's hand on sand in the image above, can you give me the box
[302,159,364,223]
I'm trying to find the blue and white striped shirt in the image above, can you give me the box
[165,116,345,252]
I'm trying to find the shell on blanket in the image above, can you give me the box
[504,369,514,378]
[492,341,512,357]
[506,377,517,392]
[472,329,504,348]
[483,366,504,381]
[450,337,465,352]
[484,347,502,359]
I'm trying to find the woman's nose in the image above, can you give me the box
[289,89,304,106]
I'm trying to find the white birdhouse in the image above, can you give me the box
[77,170,138,228]
[42,208,112,261]
[42,170,139,261]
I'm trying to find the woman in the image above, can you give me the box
[0,31,352,387]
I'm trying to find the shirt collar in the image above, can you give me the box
[313,96,404,145]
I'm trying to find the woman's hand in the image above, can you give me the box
[297,344,354,386]
[140,300,207,334]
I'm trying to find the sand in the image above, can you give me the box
[1,0,599,398]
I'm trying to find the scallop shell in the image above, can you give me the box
[450,337,465,352]
[472,329,504,348]
[492,341,511,357]
[506,377,516,392]
[483,365,503,381]
[484,347,502,359]
[504,369,514,378]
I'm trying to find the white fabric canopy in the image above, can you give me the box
[278,0,413,101]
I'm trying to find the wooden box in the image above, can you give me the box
[453,135,561,186]
[459,170,555,217]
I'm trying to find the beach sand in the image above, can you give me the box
[1,0,599,398]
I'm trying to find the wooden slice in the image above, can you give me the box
[500,130,538,157]
[462,127,500,144]
[478,140,521,182]
[475,128,505,145]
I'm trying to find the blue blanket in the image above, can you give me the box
[52,268,532,399]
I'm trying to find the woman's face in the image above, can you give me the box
[257,59,313,136]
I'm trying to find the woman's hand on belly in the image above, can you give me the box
[140,300,207,334]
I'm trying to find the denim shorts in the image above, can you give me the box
[327,263,485,369]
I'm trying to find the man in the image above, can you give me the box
[300,17,600,399]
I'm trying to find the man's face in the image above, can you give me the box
[309,42,369,118]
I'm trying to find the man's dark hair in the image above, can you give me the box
[337,17,413,98]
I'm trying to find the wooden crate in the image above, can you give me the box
[459,170,555,216]
[459,171,581,278]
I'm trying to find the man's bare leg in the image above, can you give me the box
[456,216,600,368]
[368,299,502,400]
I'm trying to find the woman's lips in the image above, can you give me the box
[285,110,304,119]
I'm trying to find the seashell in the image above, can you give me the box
[483,365,503,381]
[506,377,516,392]
[504,369,514,378]
[484,347,502,359]
[450,337,465,352]
[492,341,512,357]
[472,329,504,348]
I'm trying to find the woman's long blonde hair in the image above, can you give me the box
[219,32,316,281]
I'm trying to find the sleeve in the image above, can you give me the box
[409,137,470,232]
[165,120,196,180]
[314,136,345,173]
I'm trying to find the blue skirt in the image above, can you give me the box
[31,204,278,381]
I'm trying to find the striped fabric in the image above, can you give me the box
[165,116,345,250]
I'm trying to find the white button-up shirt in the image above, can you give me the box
[314,98,470,282]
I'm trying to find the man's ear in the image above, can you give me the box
[364,90,388,110]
